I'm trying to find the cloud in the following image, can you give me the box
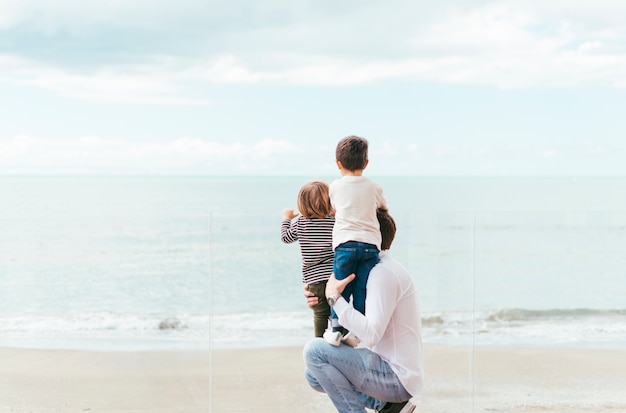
[1,135,624,176]
[0,0,212,31]
[0,135,308,174]
[0,54,209,104]
[2,1,626,104]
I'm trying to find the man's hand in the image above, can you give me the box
[304,284,318,308]
[304,274,356,308]
[325,273,356,299]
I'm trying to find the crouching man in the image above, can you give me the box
[303,209,423,413]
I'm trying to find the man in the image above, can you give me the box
[303,209,424,413]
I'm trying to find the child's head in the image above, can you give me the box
[336,135,369,171]
[297,181,333,219]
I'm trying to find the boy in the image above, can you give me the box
[324,135,388,346]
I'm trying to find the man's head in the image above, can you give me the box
[377,208,396,251]
[335,135,369,171]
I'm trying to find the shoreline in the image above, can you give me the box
[1,345,625,413]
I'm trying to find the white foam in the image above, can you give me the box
[2,309,625,351]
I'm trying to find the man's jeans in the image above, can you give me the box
[303,338,411,413]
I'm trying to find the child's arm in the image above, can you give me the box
[282,208,299,221]
[280,209,300,244]
[376,184,388,210]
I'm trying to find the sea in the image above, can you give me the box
[1,176,625,351]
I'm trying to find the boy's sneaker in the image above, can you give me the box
[341,332,361,348]
[377,400,416,413]
[323,330,343,346]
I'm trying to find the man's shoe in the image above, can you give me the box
[323,330,343,346]
[377,399,416,413]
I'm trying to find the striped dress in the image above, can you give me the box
[281,216,335,284]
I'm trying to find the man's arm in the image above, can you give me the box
[327,269,397,348]
[304,273,355,308]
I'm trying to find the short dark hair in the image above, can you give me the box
[377,208,396,250]
[335,135,368,171]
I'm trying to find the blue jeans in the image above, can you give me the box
[303,338,411,413]
[332,241,379,325]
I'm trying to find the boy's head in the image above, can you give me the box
[297,181,333,219]
[377,208,396,250]
[336,135,369,172]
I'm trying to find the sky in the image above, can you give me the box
[1,0,626,176]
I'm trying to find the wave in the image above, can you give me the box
[0,312,210,339]
[485,308,626,322]
[421,308,626,348]
[2,308,625,350]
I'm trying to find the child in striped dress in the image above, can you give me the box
[281,181,335,338]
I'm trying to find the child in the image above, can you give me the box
[281,180,335,338]
[325,135,388,346]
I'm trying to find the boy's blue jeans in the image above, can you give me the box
[331,241,379,327]
[303,338,411,413]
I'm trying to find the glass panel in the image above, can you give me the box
[210,210,333,411]
[471,211,626,412]
[397,211,476,412]
[0,176,211,412]
[3,176,625,412]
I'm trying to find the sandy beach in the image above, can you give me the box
[1,345,625,413]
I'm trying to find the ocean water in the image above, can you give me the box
[1,176,625,351]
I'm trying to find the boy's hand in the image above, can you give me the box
[282,208,299,220]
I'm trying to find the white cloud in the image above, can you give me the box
[225,3,626,88]
[194,56,270,84]
[0,54,209,105]
[0,135,307,174]
[0,0,211,31]
[3,1,626,104]
[404,4,626,89]
[1,135,624,176]
[254,139,299,157]
[578,41,604,52]
[0,134,39,156]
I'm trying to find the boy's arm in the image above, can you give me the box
[376,184,388,210]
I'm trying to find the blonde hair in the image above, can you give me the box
[297,181,333,219]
